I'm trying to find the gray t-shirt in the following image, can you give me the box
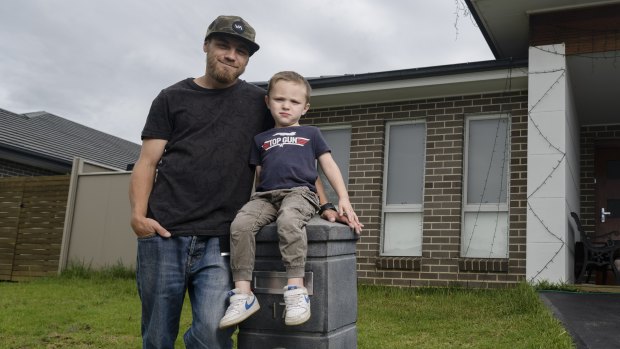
[141,78,272,236]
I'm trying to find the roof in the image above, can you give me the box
[465,0,620,126]
[255,58,528,90]
[0,108,140,171]
[465,0,620,59]
[255,58,529,109]
[307,58,527,88]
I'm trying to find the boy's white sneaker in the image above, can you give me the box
[218,289,260,329]
[283,285,311,326]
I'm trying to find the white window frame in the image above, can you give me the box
[461,114,510,258]
[380,120,426,257]
[318,125,352,206]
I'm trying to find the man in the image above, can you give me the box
[129,15,359,349]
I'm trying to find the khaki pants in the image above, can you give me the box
[230,187,320,282]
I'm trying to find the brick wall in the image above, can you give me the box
[0,158,60,177]
[530,4,620,55]
[304,90,528,288]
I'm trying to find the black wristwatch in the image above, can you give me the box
[318,202,337,215]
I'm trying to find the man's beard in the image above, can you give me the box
[206,54,245,85]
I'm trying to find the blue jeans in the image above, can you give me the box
[136,235,234,349]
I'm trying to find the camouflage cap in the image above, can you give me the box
[205,15,260,56]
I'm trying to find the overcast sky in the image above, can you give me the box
[0,0,493,144]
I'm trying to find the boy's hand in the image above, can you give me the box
[320,201,363,235]
[338,200,363,235]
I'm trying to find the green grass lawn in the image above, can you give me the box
[357,284,574,348]
[0,268,574,349]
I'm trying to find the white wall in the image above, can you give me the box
[527,43,578,283]
[564,67,580,281]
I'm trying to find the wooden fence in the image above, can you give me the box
[0,175,70,281]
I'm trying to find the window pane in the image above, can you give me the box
[319,128,351,204]
[607,160,620,179]
[386,123,425,205]
[607,199,620,219]
[382,212,422,256]
[381,122,425,257]
[461,211,508,258]
[467,118,508,204]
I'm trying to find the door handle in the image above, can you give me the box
[602,207,611,222]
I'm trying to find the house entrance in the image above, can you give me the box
[595,146,620,235]
[593,145,620,284]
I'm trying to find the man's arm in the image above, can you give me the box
[129,138,171,238]
[317,153,363,234]
[315,177,340,221]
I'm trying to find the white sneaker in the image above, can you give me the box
[283,285,311,326]
[218,289,260,329]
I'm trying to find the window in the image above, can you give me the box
[381,121,425,256]
[461,115,510,258]
[318,126,351,205]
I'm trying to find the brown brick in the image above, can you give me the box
[303,89,528,288]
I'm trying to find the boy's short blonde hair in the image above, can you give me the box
[266,71,312,103]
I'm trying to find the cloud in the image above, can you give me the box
[0,0,492,144]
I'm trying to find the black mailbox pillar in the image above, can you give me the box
[238,217,358,349]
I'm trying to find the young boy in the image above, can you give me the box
[219,71,362,329]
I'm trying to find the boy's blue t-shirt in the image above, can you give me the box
[251,125,330,193]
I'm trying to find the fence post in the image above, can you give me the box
[237,216,358,349]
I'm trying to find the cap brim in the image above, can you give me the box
[206,32,260,56]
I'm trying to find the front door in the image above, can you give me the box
[594,146,620,237]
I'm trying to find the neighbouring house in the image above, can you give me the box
[271,0,619,288]
[0,108,140,176]
[0,107,140,281]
